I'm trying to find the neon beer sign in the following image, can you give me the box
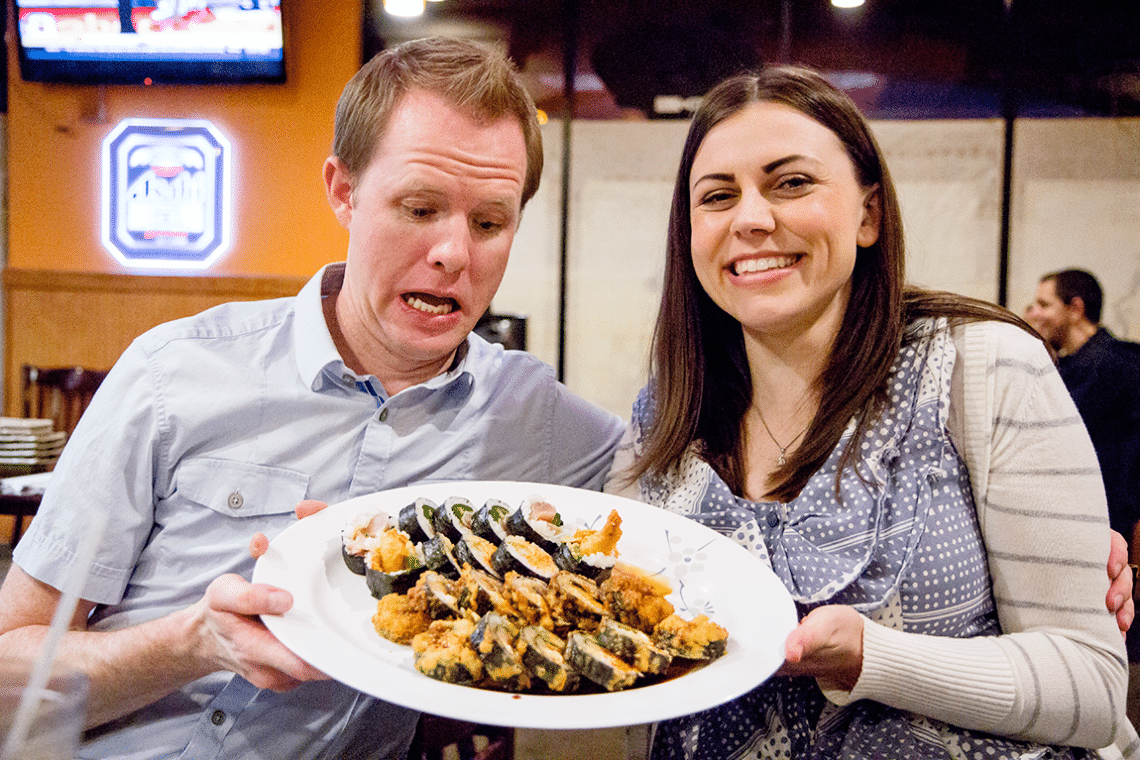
[102,118,232,269]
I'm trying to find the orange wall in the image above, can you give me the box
[6,0,362,278]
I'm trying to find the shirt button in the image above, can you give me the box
[211,709,226,726]
[228,492,244,510]
[379,408,389,422]
[342,373,354,386]
[765,510,780,528]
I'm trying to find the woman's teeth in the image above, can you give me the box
[405,295,454,315]
[734,255,797,275]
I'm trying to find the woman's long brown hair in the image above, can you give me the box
[630,66,1035,502]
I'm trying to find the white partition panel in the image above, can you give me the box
[495,121,565,371]
[873,119,1006,302]
[1008,118,1140,340]
[562,121,688,418]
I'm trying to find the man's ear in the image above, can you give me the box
[324,157,354,229]
[1068,295,1088,322]
[857,185,882,248]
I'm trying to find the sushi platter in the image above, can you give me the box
[253,481,797,729]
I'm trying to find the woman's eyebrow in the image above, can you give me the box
[691,172,735,187]
[763,154,809,173]
[692,154,814,188]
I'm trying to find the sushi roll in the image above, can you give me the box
[412,619,482,685]
[564,631,640,691]
[432,496,476,543]
[595,617,673,674]
[547,571,607,634]
[503,497,565,553]
[408,570,463,620]
[470,498,512,545]
[555,509,622,580]
[454,533,502,578]
[455,566,510,619]
[364,530,425,599]
[470,611,530,691]
[553,542,617,582]
[420,533,462,579]
[490,535,558,582]
[518,626,578,693]
[372,592,433,645]
[652,614,729,661]
[600,563,675,633]
[398,497,438,544]
[502,571,554,631]
[341,511,392,576]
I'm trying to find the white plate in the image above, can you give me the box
[252,481,797,729]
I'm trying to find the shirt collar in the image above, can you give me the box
[293,262,477,397]
[293,262,348,392]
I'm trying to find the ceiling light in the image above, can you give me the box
[385,0,425,17]
[832,0,865,7]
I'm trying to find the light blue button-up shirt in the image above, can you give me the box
[14,263,626,760]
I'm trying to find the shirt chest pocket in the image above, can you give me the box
[174,457,311,519]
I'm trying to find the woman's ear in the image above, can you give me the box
[324,157,355,229]
[857,184,882,248]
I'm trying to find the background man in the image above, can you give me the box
[1026,268,1140,549]
[0,38,623,760]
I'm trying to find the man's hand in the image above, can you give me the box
[250,500,330,560]
[778,605,864,692]
[228,499,333,689]
[1107,529,1134,637]
[185,574,327,692]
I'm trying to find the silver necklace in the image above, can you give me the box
[753,405,810,467]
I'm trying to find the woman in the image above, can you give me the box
[606,66,1133,759]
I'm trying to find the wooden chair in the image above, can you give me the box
[21,365,109,435]
[1,365,109,544]
[407,714,514,760]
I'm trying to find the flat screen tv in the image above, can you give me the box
[15,1,286,85]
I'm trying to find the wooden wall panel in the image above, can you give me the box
[3,269,309,416]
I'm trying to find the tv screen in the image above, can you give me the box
[15,1,286,85]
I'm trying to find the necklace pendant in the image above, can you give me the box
[776,452,787,466]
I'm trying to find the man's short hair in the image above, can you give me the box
[332,37,543,207]
[1043,268,1103,324]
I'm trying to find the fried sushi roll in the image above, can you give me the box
[518,626,578,693]
[653,614,729,661]
[565,630,640,691]
[412,619,482,684]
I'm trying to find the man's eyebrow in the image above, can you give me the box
[479,197,520,211]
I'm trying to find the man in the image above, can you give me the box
[1026,269,1140,547]
[0,38,624,760]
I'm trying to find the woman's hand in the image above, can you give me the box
[779,605,865,692]
[1107,528,1134,637]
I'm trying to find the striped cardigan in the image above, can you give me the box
[836,319,1132,753]
[607,319,1134,755]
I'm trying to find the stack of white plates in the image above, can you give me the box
[0,418,66,469]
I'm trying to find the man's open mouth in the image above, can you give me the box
[404,293,458,316]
